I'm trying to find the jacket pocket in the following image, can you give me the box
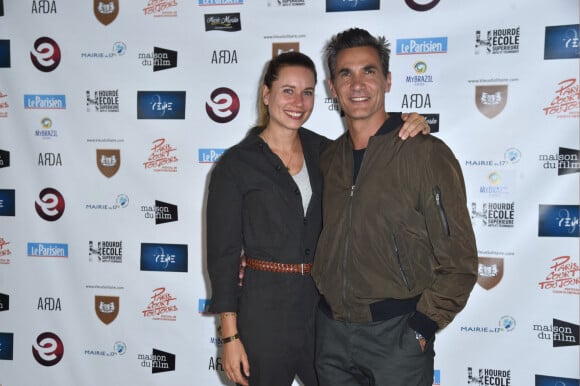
[392,233,412,291]
[433,186,450,236]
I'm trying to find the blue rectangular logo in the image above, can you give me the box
[24,94,66,109]
[137,91,186,119]
[396,37,448,55]
[0,189,15,216]
[199,0,243,5]
[544,24,580,60]
[140,243,188,272]
[433,369,440,385]
[535,374,579,386]
[0,40,10,68]
[198,298,211,313]
[0,332,14,360]
[326,0,379,12]
[198,148,226,163]
[538,204,579,237]
[27,243,69,258]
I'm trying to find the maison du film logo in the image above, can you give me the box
[94,0,119,25]
[138,47,177,71]
[89,240,123,263]
[474,26,520,55]
[143,138,178,172]
[87,90,120,112]
[0,149,9,168]
[538,255,580,295]
[141,200,178,224]
[138,348,176,373]
[533,318,579,347]
[32,332,64,366]
[95,295,119,325]
[0,292,9,311]
[142,287,178,321]
[143,0,177,17]
[538,147,579,175]
[543,78,579,119]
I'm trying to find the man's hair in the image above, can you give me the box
[324,27,391,80]
[256,51,317,128]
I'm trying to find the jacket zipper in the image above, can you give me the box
[392,234,411,291]
[342,184,355,320]
[433,186,451,236]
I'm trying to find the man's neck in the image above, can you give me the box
[346,111,389,150]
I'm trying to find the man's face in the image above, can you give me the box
[329,46,391,123]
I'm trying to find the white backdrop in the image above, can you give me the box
[0,1,579,385]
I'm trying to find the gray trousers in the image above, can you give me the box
[315,308,435,386]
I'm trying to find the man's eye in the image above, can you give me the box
[283,88,293,94]
[304,91,313,96]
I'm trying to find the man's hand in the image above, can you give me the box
[399,113,430,140]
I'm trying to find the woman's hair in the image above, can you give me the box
[324,27,391,81]
[256,51,317,128]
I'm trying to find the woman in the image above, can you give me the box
[206,52,428,386]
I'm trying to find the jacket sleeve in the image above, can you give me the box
[206,158,243,313]
[409,139,478,338]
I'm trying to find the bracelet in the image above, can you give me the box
[219,312,237,319]
[222,333,240,344]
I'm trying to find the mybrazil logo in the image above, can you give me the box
[140,243,188,272]
[137,91,186,119]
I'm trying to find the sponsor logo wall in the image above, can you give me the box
[0,1,578,385]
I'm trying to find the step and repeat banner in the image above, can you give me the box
[0,0,579,385]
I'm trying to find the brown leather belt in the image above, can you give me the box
[245,257,312,275]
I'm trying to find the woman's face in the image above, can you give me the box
[262,65,316,132]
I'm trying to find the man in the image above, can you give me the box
[311,28,478,385]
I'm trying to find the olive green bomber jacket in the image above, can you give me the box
[311,114,478,338]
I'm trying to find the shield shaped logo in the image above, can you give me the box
[477,257,504,290]
[97,149,120,178]
[476,85,508,119]
[95,295,119,324]
[94,0,119,26]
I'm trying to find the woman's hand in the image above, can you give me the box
[222,338,250,385]
[399,113,430,140]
